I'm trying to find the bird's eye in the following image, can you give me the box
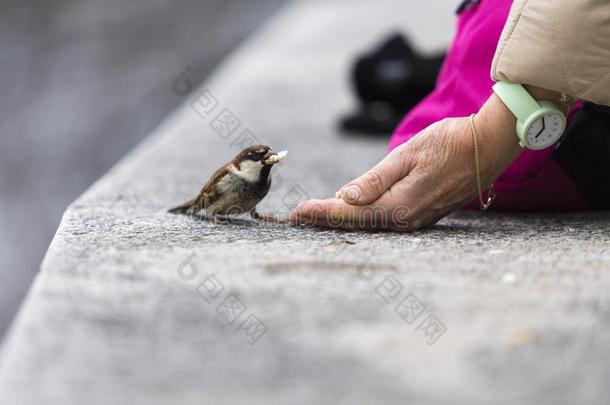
[248,151,263,161]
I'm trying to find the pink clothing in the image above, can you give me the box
[388,0,591,210]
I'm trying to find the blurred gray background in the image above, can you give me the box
[0,0,287,339]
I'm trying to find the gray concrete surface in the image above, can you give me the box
[1,0,609,404]
[0,0,286,338]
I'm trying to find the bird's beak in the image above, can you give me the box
[262,150,288,165]
[262,151,276,163]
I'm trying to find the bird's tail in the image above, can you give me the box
[168,199,198,215]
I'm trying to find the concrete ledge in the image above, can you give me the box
[1,1,609,404]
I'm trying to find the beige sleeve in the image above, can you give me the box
[491,0,610,106]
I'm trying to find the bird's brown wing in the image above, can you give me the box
[167,164,231,215]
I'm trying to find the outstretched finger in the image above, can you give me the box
[290,198,416,231]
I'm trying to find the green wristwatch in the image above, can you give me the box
[492,81,566,150]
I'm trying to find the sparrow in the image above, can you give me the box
[168,145,287,221]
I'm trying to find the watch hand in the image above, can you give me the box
[535,116,546,139]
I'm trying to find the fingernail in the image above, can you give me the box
[341,186,360,202]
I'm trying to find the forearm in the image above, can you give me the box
[492,0,610,107]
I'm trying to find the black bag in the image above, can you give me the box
[341,33,445,135]
[555,102,610,209]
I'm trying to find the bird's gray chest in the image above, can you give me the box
[212,172,270,214]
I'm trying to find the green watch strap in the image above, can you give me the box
[492,81,540,121]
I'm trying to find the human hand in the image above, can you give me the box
[290,94,524,231]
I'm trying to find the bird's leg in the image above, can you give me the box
[192,208,227,224]
[210,215,228,225]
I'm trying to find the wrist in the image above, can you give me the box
[465,85,570,186]
[473,93,523,182]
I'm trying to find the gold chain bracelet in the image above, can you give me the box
[468,114,496,210]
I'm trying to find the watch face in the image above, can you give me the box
[525,113,564,149]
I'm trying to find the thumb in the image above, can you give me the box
[337,146,414,205]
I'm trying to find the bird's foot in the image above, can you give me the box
[250,211,288,224]
[210,216,229,225]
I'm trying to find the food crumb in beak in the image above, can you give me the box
[264,150,288,164]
